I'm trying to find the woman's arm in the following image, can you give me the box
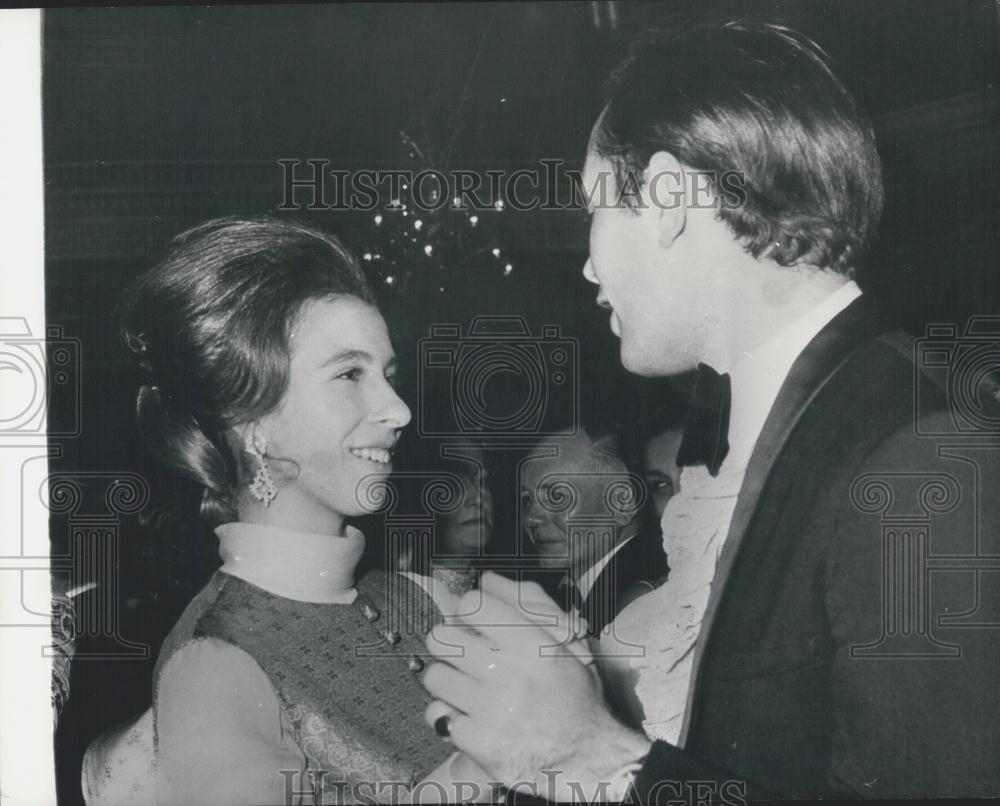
[155,638,309,805]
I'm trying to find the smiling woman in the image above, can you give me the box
[81,218,490,804]
[250,295,410,536]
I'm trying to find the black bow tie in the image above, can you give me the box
[675,363,731,477]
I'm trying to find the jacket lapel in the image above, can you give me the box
[678,297,877,745]
[581,532,644,635]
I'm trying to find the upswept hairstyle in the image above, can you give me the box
[120,217,376,527]
[593,20,884,277]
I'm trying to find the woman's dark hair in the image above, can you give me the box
[120,216,377,527]
[593,20,884,277]
[630,377,692,461]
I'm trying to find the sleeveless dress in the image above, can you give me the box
[82,523,459,805]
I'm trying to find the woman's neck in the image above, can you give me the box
[238,494,345,537]
[215,521,364,604]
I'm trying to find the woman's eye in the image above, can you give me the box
[385,373,399,389]
[648,475,673,495]
[335,367,364,381]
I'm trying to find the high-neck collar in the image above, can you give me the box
[215,521,364,604]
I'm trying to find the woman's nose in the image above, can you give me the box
[582,257,598,285]
[376,385,412,429]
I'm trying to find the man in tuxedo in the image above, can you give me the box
[521,425,668,635]
[420,19,1000,801]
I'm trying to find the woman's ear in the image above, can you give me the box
[643,150,688,249]
[235,421,267,458]
[234,421,254,454]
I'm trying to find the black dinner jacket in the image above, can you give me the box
[632,298,1000,800]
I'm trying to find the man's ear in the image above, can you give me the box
[612,503,637,529]
[610,481,642,528]
[644,151,688,249]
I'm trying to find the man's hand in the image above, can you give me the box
[445,572,592,662]
[422,573,651,800]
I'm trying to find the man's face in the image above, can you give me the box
[580,142,711,377]
[520,432,633,580]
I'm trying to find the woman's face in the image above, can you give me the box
[643,427,684,522]
[253,296,411,533]
[439,461,494,562]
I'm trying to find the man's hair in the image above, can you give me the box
[541,415,636,481]
[593,20,884,277]
[580,425,629,475]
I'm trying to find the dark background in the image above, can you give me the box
[44,2,1000,802]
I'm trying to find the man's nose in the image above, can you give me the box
[582,257,598,285]
[521,498,542,525]
[524,502,550,529]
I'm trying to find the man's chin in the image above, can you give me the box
[620,347,661,378]
[621,343,693,378]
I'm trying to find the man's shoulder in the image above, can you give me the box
[779,324,1000,510]
[764,327,953,504]
[822,325,1000,441]
[803,326,950,435]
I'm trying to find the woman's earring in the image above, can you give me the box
[245,430,277,507]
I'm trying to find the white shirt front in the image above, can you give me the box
[605,281,862,745]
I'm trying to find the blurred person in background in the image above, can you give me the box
[520,421,666,636]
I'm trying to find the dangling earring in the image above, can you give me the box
[245,429,277,507]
